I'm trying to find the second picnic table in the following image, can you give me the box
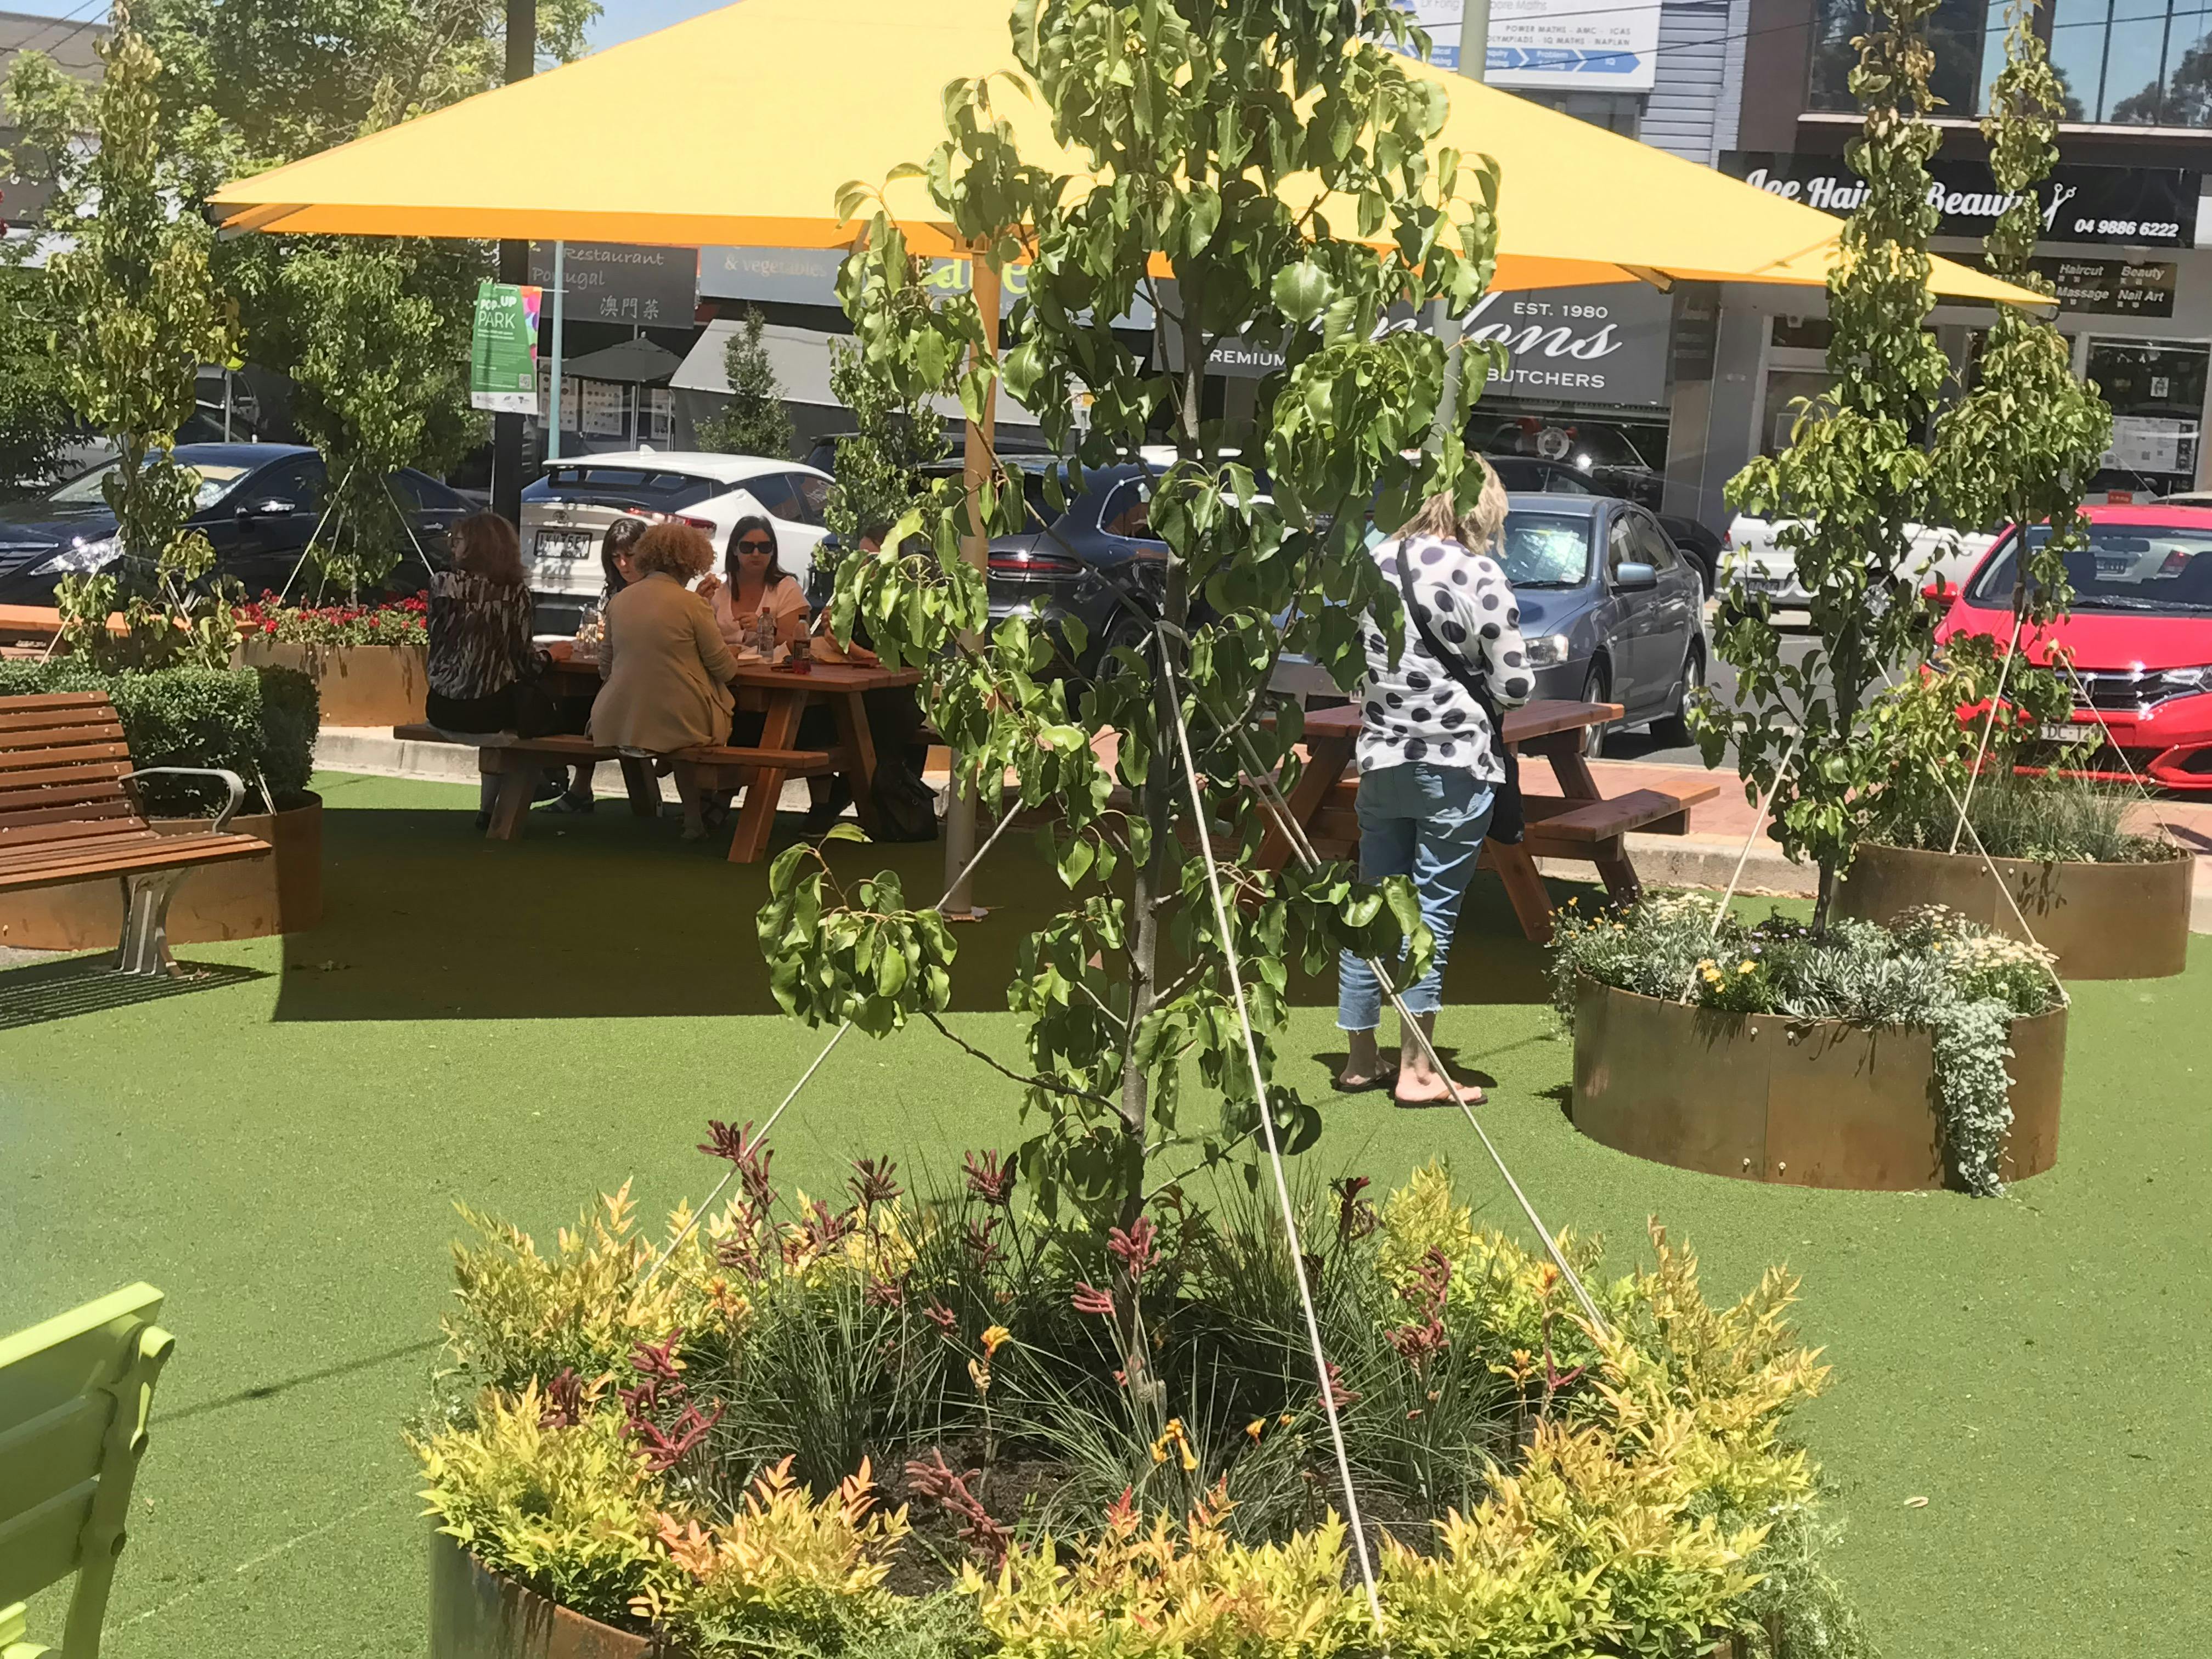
[1255,699,1719,942]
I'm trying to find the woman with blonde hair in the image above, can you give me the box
[588,522,740,838]
[1337,459,1534,1105]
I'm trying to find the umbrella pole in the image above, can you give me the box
[943,251,1001,922]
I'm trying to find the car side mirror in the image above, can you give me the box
[1922,574,1954,605]
[237,496,297,520]
[1613,560,1658,591]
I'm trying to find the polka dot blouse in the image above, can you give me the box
[1355,533,1535,782]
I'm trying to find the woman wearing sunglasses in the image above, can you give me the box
[703,514,810,656]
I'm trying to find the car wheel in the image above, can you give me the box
[1650,642,1702,747]
[1577,663,1613,758]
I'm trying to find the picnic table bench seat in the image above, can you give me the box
[0,692,269,974]
[392,725,855,859]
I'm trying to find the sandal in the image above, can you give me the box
[540,793,595,814]
[1333,1065,1398,1095]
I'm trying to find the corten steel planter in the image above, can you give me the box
[430,1533,668,1659]
[0,794,321,950]
[234,637,428,726]
[1570,979,2066,1190]
[1835,840,2192,980]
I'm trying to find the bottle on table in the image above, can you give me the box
[752,609,776,661]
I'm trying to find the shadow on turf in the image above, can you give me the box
[268,800,1570,1022]
[165,1336,441,1423]
[0,956,268,1030]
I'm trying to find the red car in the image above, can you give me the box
[1934,503,2212,793]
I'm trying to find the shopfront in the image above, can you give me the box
[1707,150,2212,514]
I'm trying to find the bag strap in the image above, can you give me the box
[1389,539,1498,720]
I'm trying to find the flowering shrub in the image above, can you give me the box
[415,1154,1858,1656]
[233,590,428,646]
[1550,893,2064,1194]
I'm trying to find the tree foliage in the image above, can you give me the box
[822,328,949,565]
[24,0,239,669]
[697,306,797,460]
[758,0,1497,1407]
[1699,0,2102,928]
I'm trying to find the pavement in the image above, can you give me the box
[314,725,2212,932]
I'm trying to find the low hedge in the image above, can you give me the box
[0,659,319,815]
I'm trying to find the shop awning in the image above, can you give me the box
[208,0,2044,305]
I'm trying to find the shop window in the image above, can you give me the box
[2087,338,2205,498]
[1807,0,2004,113]
[2050,0,2212,125]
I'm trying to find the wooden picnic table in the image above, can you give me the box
[1255,699,1719,943]
[540,646,922,862]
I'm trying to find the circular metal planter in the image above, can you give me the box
[0,793,322,951]
[1569,979,2066,1191]
[429,1532,668,1659]
[1835,840,2192,980]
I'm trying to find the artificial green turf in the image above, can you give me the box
[2,769,2207,1658]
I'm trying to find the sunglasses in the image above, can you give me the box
[736,539,774,553]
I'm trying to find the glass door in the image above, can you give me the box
[2086,338,2208,501]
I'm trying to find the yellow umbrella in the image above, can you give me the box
[209,0,2038,305]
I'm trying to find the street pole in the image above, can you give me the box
[548,239,565,462]
[943,251,1001,922]
[493,0,535,523]
[1425,0,1487,458]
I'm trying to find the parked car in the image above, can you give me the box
[520,452,833,634]
[1722,514,1998,611]
[1482,453,1721,593]
[1936,503,2212,793]
[0,443,468,606]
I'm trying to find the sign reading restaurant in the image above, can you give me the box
[1719,151,2199,250]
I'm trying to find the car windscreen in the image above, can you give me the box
[1967,522,2212,613]
[1497,512,1593,588]
[43,459,252,512]
[533,466,723,511]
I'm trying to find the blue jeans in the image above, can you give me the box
[1336,764,1496,1032]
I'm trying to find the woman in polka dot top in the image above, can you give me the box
[1338,464,1532,1106]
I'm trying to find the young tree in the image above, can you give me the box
[696,306,796,460]
[283,243,477,598]
[0,270,78,496]
[22,0,239,668]
[821,335,949,563]
[757,0,1492,1415]
[1700,0,1954,930]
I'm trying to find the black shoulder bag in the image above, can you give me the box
[1390,548,1526,845]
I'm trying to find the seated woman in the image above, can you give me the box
[425,512,546,831]
[545,517,648,815]
[702,515,810,654]
[588,523,739,839]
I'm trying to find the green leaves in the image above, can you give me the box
[757,845,957,1036]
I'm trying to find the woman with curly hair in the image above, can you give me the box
[589,522,739,837]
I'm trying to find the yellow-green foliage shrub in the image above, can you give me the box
[968,1491,1370,1659]
[411,1384,667,1623]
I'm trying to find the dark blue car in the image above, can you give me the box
[0,443,470,605]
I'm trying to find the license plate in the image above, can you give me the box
[2094,556,2130,579]
[2042,721,2091,744]
[535,529,590,561]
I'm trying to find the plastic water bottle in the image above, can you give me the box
[752,610,776,659]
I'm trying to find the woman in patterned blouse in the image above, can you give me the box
[1339,462,1533,1105]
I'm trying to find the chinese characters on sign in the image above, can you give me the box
[529,242,698,328]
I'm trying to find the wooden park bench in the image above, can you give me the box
[0,1283,176,1659]
[0,693,270,976]
[393,727,857,862]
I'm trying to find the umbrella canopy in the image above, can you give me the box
[557,337,683,383]
[208,0,2039,304]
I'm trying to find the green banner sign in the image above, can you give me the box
[470,281,543,414]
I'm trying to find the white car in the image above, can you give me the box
[520,451,833,633]
[1722,515,1998,608]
